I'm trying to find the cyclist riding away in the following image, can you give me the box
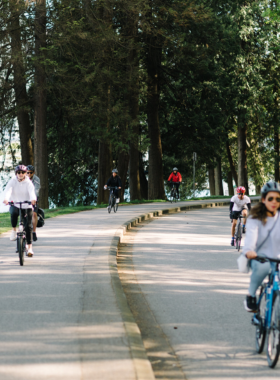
[3,165,37,257]
[26,165,40,242]
[242,181,280,312]
[104,169,122,204]
[230,186,251,246]
[168,167,182,199]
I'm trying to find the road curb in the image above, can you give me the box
[108,198,259,379]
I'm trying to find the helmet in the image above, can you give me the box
[27,165,35,172]
[236,186,246,194]
[112,169,118,174]
[173,167,178,171]
[261,181,280,197]
[15,165,27,173]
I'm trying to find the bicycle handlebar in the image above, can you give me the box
[107,186,118,190]
[254,256,280,264]
[8,201,32,206]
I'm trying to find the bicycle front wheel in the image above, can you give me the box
[114,201,118,213]
[18,236,24,266]
[256,285,266,354]
[108,196,112,213]
[236,224,242,251]
[267,291,280,368]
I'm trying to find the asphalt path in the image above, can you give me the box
[0,200,223,380]
[129,207,280,379]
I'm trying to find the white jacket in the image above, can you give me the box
[4,176,37,209]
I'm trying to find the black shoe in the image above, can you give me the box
[243,225,246,233]
[231,238,235,246]
[244,295,257,312]
[33,232,37,242]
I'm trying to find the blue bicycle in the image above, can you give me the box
[252,256,280,368]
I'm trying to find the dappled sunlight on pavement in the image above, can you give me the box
[130,207,280,379]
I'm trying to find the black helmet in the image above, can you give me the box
[112,169,118,174]
[261,181,280,197]
[27,165,35,172]
[15,165,27,173]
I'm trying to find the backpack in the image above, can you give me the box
[37,208,45,228]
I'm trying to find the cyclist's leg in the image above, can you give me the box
[24,209,33,255]
[9,206,19,240]
[176,183,180,198]
[114,189,119,203]
[248,260,271,297]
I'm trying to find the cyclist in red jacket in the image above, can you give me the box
[168,167,182,199]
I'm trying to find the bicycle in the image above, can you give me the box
[8,201,31,266]
[235,214,244,251]
[168,182,179,203]
[107,186,119,213]
[252,256,280,368]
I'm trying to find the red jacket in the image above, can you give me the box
[168,172,182,183]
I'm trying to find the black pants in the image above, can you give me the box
[170,182,180,195]
[112,189,119,198]
[10,206,33,244]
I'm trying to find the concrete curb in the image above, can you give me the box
[108,198,259,380]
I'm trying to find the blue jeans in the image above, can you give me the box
[249,259,275,296]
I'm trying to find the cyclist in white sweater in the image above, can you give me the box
[242,181,280,312]
[3,165,37,257]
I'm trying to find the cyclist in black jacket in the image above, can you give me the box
[104,169,122,203]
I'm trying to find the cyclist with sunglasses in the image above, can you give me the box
[3,165,36,257]
[242,181,280,312]
[230,186,251,246]
[26,165,40,242]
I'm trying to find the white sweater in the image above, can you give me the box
[4,176,37,209]
[242,211,280,259]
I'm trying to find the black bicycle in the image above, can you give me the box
[235,214,244,251]
[252,256,280,368]
[8,201,31,266]
[169,182,179,203]
[107,186,119,213]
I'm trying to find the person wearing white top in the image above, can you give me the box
[242,180,280,312]
[3,165,37,257]
[229,186,251,246]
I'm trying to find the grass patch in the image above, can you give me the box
[0,195,260,236]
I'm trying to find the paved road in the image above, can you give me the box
[128,207,280,379]
[0,200,221,380]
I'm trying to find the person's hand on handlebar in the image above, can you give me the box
[3,199,9,205]
[31,200,36,206]
[104,185,107,190]
[118,187,121,189]
[245,251,257,259]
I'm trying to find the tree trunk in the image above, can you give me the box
[227,171,234,195]
[274,125,279,182]
[117,149,129,202]
[208,168,215,195]
[238,122,248,193]
[97,141,112,204]
[10,2,34,165]
[255,183,261,195]
[226,140,238,186]
[34,0,48,208]
[146,36,165,200]
[214,159,223,196]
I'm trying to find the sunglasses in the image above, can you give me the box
[237,193,244,195]
[267,197,280,202]
[16,171,26,174]
[27,171,34,174]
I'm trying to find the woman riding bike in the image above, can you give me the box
[3,165,37,257]
[104,169,122,204]
[168,167,182,199]
[230,186,251,246]
[242,180,280,312]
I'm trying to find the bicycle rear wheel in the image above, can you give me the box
[267,291,280,368]
[114,200,118,213]
[256,285,266,353]
[18,236,25,266]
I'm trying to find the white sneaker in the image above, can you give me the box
[27,248,34,257]
[10,230,17,241]
[116,198,120,203]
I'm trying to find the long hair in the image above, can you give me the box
[250,201,268,225]
[250,198,280,225]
